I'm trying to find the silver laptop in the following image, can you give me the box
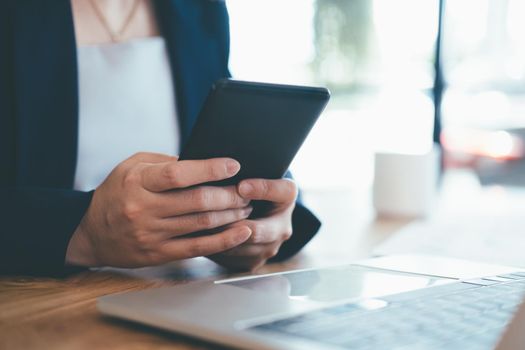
[98,255,525,349]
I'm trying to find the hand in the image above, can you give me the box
[208,178,297,271]
[65,152,253,267]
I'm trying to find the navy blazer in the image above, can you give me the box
[0,0,321,276]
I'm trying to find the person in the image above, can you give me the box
[0,0,321,276]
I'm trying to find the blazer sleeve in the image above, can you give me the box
[0,187,93,276]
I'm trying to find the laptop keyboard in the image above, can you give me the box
[252,273,525,350]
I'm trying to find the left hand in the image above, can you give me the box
[208,178,297,271]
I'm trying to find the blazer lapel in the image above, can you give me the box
[154,0,231,147]
[13,0,78,188]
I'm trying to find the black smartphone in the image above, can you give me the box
[179,79,330,187]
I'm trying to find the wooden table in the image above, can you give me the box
[0,186,413,350]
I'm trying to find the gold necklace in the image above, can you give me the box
[89,0,141,43]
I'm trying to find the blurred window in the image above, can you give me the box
[228,0,439,189]
[441,0,525,163]
[442,0,525,131]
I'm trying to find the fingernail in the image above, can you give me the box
[226,160,240,176]
[243,206,253,216]
[236,226,252,241]
[239,182,253,195]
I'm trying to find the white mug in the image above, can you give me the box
[373,145,440,218]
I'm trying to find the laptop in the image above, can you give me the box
[98,254,525,349]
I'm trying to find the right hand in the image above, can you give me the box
[65,152,253,267]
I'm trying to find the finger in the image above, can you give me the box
[238,178,298,204]
[127,152,178,164]
[156,206,253,239]
[142,158,240,192]
[217,242,278,258]
[232,217,292,244]
[154,186,250,217]
[158,226,252,260]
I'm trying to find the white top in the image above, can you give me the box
[74,37,180,191]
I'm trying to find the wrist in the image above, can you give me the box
[65,220,98,267]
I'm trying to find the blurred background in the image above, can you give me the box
[226,0,525,191]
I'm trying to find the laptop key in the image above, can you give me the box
[508,271,525,278]
[464,279,501,286]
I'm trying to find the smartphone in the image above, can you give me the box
[179,79,330,187]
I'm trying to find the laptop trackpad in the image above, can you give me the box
[218,264,448,305]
